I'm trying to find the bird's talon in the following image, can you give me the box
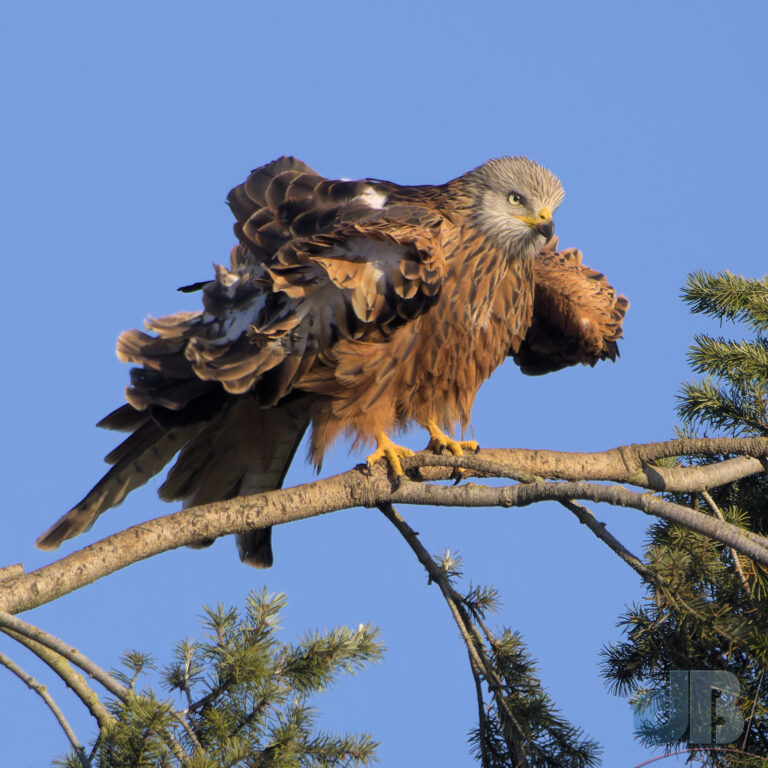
[425,420,476,458]
[366,432,414,478]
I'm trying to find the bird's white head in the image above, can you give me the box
[464,156,564,259]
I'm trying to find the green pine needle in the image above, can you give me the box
[603,268,768,766]
[56,591,383,768]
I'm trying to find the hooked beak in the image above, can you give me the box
[518,207,555,240]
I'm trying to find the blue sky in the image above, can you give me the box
[1,2,767,765]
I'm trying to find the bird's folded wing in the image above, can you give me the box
[512,240,629,375]
[117,163,447,408]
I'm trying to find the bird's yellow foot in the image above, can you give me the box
[425,420,479,457]
[366,432,414,477]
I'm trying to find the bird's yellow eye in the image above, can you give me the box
[508,192,523,206]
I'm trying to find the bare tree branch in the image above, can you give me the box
[2,628,113,728]
[407,448,768,492]
[174,712,204,758]
[560,499,658,583]
[0,612,129,699]
[0,564,24,581]
[0,619,206,763]
[405,438,768,488]
[2,438,767,616]
[0,649,89,767]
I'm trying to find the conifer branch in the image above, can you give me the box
[682,270,768,332]
[603,267,768,765]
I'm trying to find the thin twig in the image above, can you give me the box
[561,499,659,583]
[0,612,129,700]
[378,503,530,768]
[88,734,102,764]
[742,669,764,752]
[182,648,195,710]
[700,490,751,591]
[175,711,204,755]
[470,657,491,768]
[0,650,89,767]
[483,453,658,585]
[159,724,190,766]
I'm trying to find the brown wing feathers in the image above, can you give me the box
[37,157,326,557]
[37,156,628,565]
[36,419,202,550]
[37,156,446,559]
[513,239,629,375]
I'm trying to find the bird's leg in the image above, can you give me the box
[366,432,415,478]
[424,419,479,456]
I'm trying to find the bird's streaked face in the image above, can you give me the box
[465,156,565,258]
